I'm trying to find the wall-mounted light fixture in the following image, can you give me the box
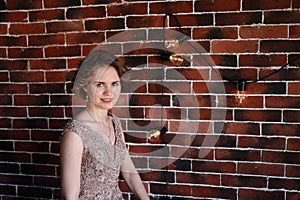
[236,80,247,104]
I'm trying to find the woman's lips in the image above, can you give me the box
[101,98,113,103]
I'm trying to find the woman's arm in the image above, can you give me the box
[60,131,83,200]
[120,151,150,200]
[120,131,150,200]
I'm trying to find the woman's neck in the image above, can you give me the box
[85,105,109,122]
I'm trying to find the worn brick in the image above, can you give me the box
[265,10,300,24]
[150,1,193,14]
[238,136,285,150]
[243,0,291,10]
[6,0,42,10]
[212,40,258,53]
[261,40,300,53]
[67,6,106,19]
[108,3,147,16]
[29,33,65,46]
[0,11,27,22]
[47,21,84,33]
[86,18,125,30]
[239,189,284,200]
[29,9,65,22]
[216,12,262,26]
[238,163,284,176]
[240,25,288,38]
[9,23,45,35]
[263,123,299,137]
[193,186,237,199]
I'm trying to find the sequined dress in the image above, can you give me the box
[63,114,126,200]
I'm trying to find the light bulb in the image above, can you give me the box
[147,127,167,143]
[236,81,247,104]
[165,39,179,51]
[169,54,184,65]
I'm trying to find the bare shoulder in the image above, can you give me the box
[61,130,83,148]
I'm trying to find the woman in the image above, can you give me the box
[60,50,150,200]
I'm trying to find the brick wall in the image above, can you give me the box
[0,0,299,199]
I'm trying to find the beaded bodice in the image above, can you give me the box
[63,114,126,200]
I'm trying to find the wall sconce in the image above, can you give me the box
[236,80,247,104]
[147,126,167,143]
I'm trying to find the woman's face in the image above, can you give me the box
[85,66,121,110]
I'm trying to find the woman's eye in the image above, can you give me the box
[96,83,104,87]
[112,82,119,87]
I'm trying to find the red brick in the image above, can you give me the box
[14,95,49,106]
[0,11,27,22]
[172,14,213,27]
[0,24,7,34]
[0,107,27,117]
[8,47,43,58]
[171,146,213,160]
[216,149,260,161]
[287,138,300,151]
[293,0,300,8]
[238,136,285,150]
[288,82,300,94]
[238,163,284,176]
[45,46,81,58]
[287,193,300,200]
[49,119,68,129]
[0,83,28,94]
[29,107,64,118]
[108,3,147,16]
[44,0,80,8]
[66,32,105,44]
[195,0,240,11]
[30,83,65,94]
[0,71,8,81]
[0,36,27,46]
[67,6,105,19]
[140,170,174,183]
[286,165,300,177]
[193,27,238,39]
[240,25,288,38]
[21,164,56,176]
[289,25,300,38]
[29,9,65,22]
[266,96,300,108]
[269,178,300,190]
[32,153,60,165]
[0,185,16,195]
[284,110,300,123]
[222,122,260,135]
[34,176,60,187]
[193,160,236,173]
[216,12,262,26]
[0,130,30,140]
[263,124,299,136]
[265,11,300,24]
[126,16,163,28]
[0,95,12,105]
[222,175,267,188]
[18,186,52,199]
[10,71,44,82]
[13,118,48,129]
[0,47,6,58]
[150,2,193,14]
[9,23,45,35]
[46,21,84,33]
[235,109,281,122]
[261,40,300,53]
[6,0,42,10]
[15,142,49,152]
[31,130,61,141]
[28,33,65,46]
[240,54,286,67]
[193,186,237,199]
[29,59,66,70]
[86,18,125,30]
[0,152,31,162]
[243,0,291,10]
[239,189,284,200]
[0,59,27,70]
[263,151,300,164]
[212,40,258,53]
[177,172,220,185]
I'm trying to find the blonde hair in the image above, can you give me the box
[73,50,127,99]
